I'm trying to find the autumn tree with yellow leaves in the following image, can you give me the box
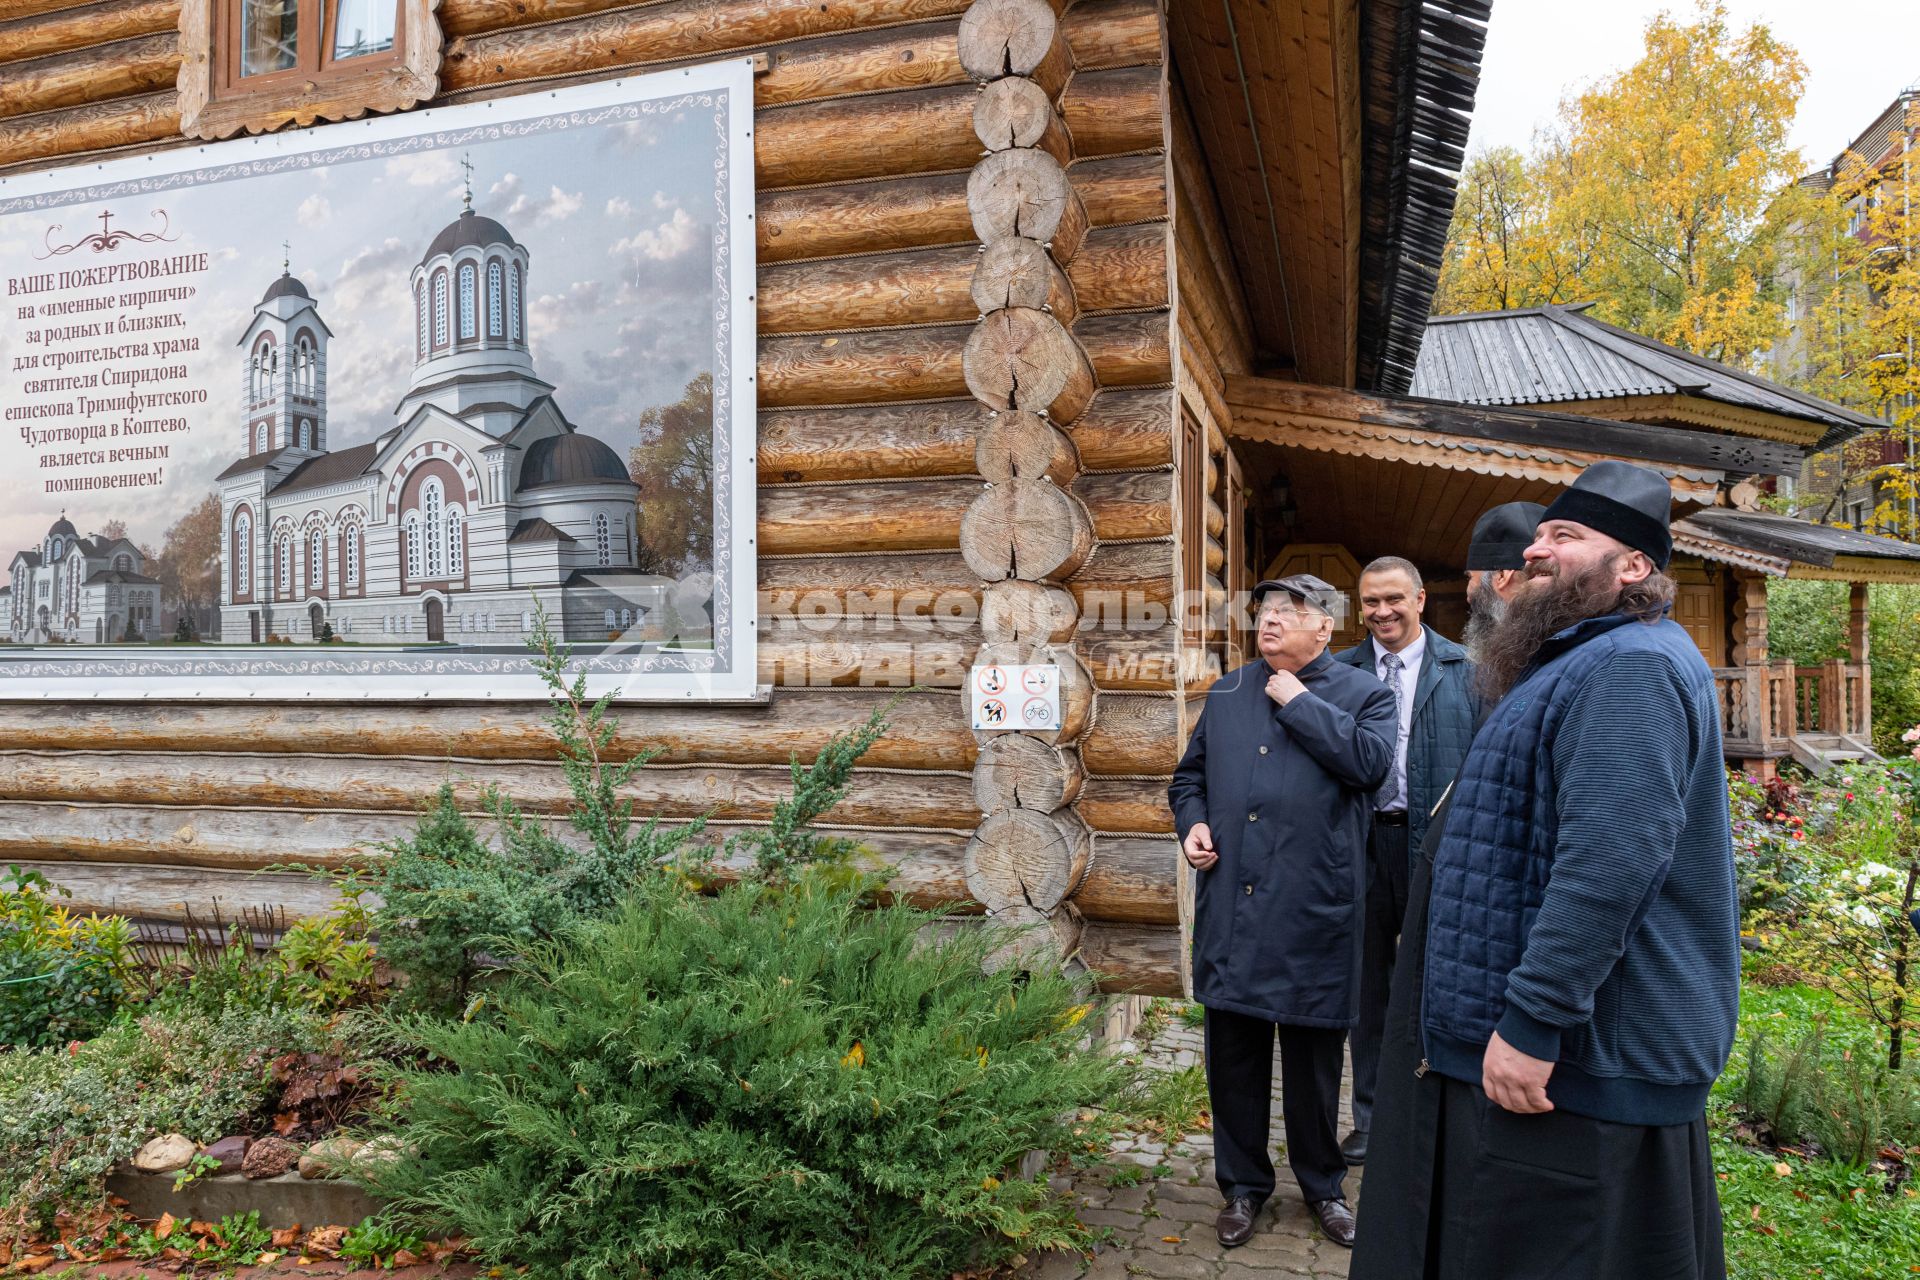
[1436,1,1809,368]
[1780,135,1920,538]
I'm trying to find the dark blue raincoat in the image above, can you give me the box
[1168,651,1397,1027]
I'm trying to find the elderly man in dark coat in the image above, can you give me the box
[1169,574,1397,1251]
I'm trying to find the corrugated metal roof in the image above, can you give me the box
[1679,509,1920,568]
[1409,305,1879,449]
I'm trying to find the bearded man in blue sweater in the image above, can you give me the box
[1356,460,1737,1280]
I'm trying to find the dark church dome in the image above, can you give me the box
[423,209,520,263]
[260,273,312,304]
[520,433,631,489]
[47,516,77,538]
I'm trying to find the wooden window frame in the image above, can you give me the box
[179,0,443,141]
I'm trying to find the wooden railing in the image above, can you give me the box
[1712,659,1870,758]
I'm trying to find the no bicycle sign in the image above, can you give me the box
[970,662,1062,731]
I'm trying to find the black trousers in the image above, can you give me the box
[1422,1075,1726,1280]
[1348,816,1410,1134]
[1202,1007,1348,1206]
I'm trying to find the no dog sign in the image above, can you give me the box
[970,662,1062,731]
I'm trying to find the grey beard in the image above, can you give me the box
[1462,574,1506,663]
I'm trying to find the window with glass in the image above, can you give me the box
[310,527,325,589]
[234,514,252,596]
[458,265,477,340]
[344,524,361,587]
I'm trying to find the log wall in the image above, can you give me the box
[0,0,1186,994]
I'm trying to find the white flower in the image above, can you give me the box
[1904,726,1920,743]
[1852,905,1880,927]
[1863,861,1898,880]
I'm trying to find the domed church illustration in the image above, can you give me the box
[215,187,664,646]
[7,515,161,644]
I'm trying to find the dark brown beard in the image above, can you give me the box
[1473,557,1676,703]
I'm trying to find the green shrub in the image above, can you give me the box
[0,1000,324,1228]
[358,869,1135,1280]
[0,865,135,1048]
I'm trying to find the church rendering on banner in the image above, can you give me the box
[212,192,665,645]
[6,516,162,644]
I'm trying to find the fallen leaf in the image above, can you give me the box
[15,1256,56,1275]
[271,1227,303,1248]
[256,1251,283,1266]
[305,1225,347,1258]
[392,1249,422,1266]
[840,1041,865,1069]
[274,1111,302,1136]
[189,1219,218,1240]
[1750,1205,1763,1221]
[1160,1236,1182,1244]
[1773,1162,1792,1177]
[154,1212,177,1240]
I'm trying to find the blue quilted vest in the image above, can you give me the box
[1420,611,1739,1125]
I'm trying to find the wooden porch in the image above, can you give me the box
[1713,659,1875,772]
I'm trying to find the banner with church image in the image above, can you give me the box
[0,61,757,700]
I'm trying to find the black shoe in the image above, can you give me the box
[1310,1197,1357,1248]
[1215,1195,1259,1248]
[1340,1128,1369,1163]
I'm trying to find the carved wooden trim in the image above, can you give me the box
[178,0,441,140]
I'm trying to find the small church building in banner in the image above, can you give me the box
[7,515,161,644]
[214,195,661,646]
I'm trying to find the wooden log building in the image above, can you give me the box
[22,0,1885,997]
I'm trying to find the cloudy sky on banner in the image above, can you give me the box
[0,108,719,556]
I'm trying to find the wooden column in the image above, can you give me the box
[1849,581,1871,739]
[956,0,1098,963]
[1729,569,1772,757]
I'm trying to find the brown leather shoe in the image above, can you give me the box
[1310,1197,1357,1248]
[1215,1195,1259,1248]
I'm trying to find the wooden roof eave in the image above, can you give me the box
[1671,519,1920,584]
[1225,377,1790,479]
[1550,394,1836,454]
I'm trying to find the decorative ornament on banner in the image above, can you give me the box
[0,62,758,702]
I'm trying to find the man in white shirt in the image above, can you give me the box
[1332,556,1478,1163]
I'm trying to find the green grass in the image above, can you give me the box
[1714,976,1920,1276]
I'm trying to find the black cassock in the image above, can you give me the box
[1351,803,1728,1280]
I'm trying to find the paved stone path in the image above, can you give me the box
[1013,1009,1361,1280]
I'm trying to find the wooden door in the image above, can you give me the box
[424,597,444,642]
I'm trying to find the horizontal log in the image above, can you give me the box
[1072,152,1166,227]
[1065,385,1172,468]
[0,750,981,831]
[1072,469,1172,540]
[759,619,978,689]
[0,89,176,170]
[1071,835,1176,923]
[759,478,977,554]
[1077,920,1180,995]
[12,860,356,924]
[1079,691,1181,775]
[1069,221,1169,313]
[759,223,1161,334]
[1061,64,1163,158]
[10,826,1171,925]
[755,153,1160,265]
[0,689,976,770]
[757,83,977,188]
[758,172,975,264]
[440,0,967,86]
[758,325,969,407]
[0,30,176,122]
[761,550,980,613]
[760,471,1158,554]
[0,0,96,24]
[0,805,977,911]
[758,243,976,335]
[1068,539,1174,613]
[1079,310,1172,387]
[1081,627,1178,691]
[1076,776,1173,834]
[1059,0,1161,70]
[0,0,176,65]
[759,400,986,483]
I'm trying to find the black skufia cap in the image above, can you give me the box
[1466,501,1547,571]
[1540,460,1673,569]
